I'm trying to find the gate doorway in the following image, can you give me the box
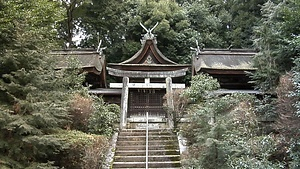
[128,89,166,118]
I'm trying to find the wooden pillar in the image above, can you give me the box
[166,77,174,128]
[120,77,129,129]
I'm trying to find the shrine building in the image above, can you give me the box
[52,25,257,129]
[106,28,190,128]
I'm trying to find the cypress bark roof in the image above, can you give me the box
[193,49,257,73]
[51,48,105,75]
[120,38,176,65]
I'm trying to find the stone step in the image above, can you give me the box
[116,144,179,151]
[114,155,181,162]
[112,128,181,168]
[119,131,174,136]
[117,135,177,141]
[116,140,178,146]
[114,149,180,156]
[112,161,181,168]
[112,168,181,169]
[120,128,173,132]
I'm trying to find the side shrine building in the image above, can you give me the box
[52,26,257,129]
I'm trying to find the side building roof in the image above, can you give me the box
[193,49,257,75]
[50,48,107,88]
[50,48,105,75]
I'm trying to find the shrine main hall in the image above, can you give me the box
[52,25,257,129]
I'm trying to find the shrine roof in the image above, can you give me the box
[108,23,190,77]
[108,38,190,74]
[51,48,104,74]
[120,38,176,65]
[193,49,257,73]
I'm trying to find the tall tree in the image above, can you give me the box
[78,0,197,64]
[78,0,127,62]
[252,0,300,91]
[122,0,196,63]
[184,0,231,48]
[58,0,91,47]
[0,0,64,102]
[0,0,85,167]
[227,0,267,48]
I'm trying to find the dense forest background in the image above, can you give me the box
[0,0,300,168]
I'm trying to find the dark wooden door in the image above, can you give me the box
[128,89,166,117]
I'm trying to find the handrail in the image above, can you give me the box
[146,111,149,169]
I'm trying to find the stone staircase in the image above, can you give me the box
[112,126,181,169]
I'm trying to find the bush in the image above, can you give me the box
[0,156,24,169]
[69,94,93,132]
[183,73,220,102]
[57,130,109,169]
[182,94,284,168]
[68,94,120,137]
[292,58,300,117]
[22,130,109,169]
[88,96,120,137]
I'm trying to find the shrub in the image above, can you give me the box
[68,94,120,137]
[88,96,120,137]
[183,73,220,103]
[289,57,300,168]
[0,156,24,169]
[57,130,109,169]
[182,94,284,168]
[22,130,109,169]
[69,94,93,132]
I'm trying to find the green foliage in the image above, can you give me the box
[68,93,120,137]
[252,0,300,92]
[292,57,300,117]
[182,94,284,168]
[56,130,109,169]
[255,95,277,122]
[288,138,300,169]
[289,56,300,168]
[225,133,284,168]
[184,0,230,48]
[78,0,198,66]
[88,96,120,137]
[22,130,108,169]
[58,0,92,47]
[0,156,24,169]
[228,0,267,48]
[183,73,220,102]
[25,162,59,169]
[0,1,113,168]
[76,0,128,62]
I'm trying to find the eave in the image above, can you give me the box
[108,63,191,71]
[107,67,189,78]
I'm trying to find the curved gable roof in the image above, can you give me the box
[121,38,176,65]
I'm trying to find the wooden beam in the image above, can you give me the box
[110,82,185,89]
[107,67,188,78]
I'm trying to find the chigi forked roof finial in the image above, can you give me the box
[140,22,158,41]
[96,40,106,56]
[190,40,201,55]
